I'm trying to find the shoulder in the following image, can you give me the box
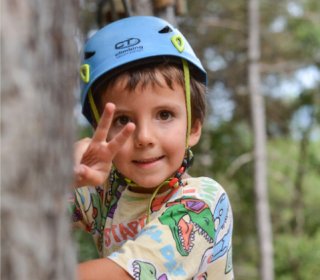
[74,185,106,209]
[181,177,230,210]
[184,176,224,191]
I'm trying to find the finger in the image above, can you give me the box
[74,138,91,166]
[74,165,108,187]
[74,165,85,186]
[107,122,135,158]
[92,103,115,143]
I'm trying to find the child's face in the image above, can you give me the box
[103,74,201,193]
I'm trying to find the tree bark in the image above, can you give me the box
[1,1,78,279]
[131,0,153,15]
[247,0,274,279]
[155,4,177,26]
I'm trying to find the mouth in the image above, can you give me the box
[132,156,165,166]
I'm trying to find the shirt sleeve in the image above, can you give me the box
[70,186,106,241]
[108,185,234,280]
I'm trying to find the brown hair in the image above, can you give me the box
[92,62,207,127]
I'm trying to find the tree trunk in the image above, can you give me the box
[131,0,153,15]
[247,0,274,279]
[1,1,78,279]
[131,0,178,24]
[155,4,177,26]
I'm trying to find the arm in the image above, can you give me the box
[71,103,133,231]
[78,258,133,280]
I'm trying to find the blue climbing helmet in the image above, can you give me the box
[80,16,207,140]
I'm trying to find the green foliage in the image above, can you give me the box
[73,228,99,262]
[76,123,93,140]
[275,233,320,280]
[268,139,320,279]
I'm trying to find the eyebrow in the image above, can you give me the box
[113,102,184,115]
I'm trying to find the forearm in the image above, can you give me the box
[78,258,133,280]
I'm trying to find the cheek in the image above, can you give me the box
[112,148,129,170]
[172,124,188,144]
[163,131,186,155]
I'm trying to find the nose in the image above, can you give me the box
[134,121,154,148]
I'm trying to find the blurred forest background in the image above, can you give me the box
[1,0,318,279]
[75,0,320,279]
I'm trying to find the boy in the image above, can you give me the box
[72,16,233,280]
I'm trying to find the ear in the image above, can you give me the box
[188,119,202,147]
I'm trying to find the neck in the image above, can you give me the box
[127,184,169,194]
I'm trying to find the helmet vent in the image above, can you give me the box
[84,51,95,59]
[158,26,173,34]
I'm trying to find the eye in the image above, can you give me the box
[158,110,173,121]
[114,115,131,126]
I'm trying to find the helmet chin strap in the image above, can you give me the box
[145,57,192,222]
[112,59,193,224]
[182,59,192,148]
[88,88,101,126]
[90,59,193,223]
[110,148,194,224]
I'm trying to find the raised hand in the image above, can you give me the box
[74,103,135,187]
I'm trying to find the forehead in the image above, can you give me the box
[110,70,166,90]
[109,63,183,86]
[105,66,183,91]
[102,74,185,106]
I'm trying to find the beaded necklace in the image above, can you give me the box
[108,148,193,224]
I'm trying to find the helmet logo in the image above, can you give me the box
[115,38,141,49]
[171,35,185,53]
[80,64,90,83]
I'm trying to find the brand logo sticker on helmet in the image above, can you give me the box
[115,38,141,49]
[114,38,143,59]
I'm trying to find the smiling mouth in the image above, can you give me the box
[132,156,165,164]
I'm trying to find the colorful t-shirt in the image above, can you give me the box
[72,176,234,280]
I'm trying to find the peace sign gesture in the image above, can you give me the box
[73,103,135,187]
